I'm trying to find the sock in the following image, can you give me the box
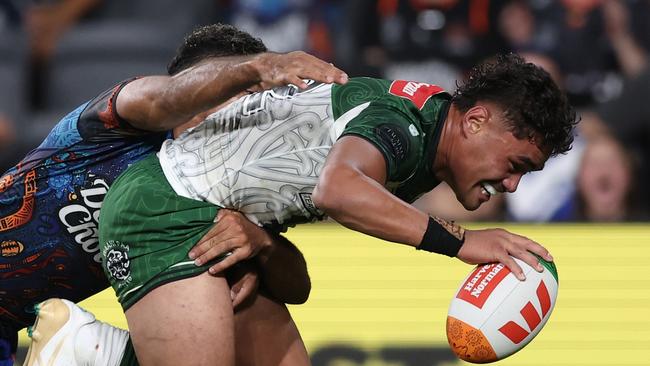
[74,320,130,366]
[119,339,139,366]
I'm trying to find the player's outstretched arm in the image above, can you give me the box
[116,51,348,131]
[312,136,431,247]
[190,209,311,304]
[312,136,552,280]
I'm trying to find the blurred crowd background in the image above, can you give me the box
[1,0,649,222]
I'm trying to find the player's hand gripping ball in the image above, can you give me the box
[446,256,558,363]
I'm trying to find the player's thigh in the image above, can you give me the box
[235,293,310,366]
[125,272,235,366]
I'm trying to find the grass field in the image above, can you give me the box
[17,223,650,365]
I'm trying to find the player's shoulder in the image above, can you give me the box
[35,78,138,149]
[339,77,451,99]
[77,78,147,139]
[334,77,450,114]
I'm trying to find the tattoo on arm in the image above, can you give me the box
[432,216,466,241]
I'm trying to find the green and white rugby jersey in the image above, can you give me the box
[158,77,451,230]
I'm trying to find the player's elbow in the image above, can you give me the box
[312,186,331,213]
[313,171,347,216]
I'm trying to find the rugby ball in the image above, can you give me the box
[446,257,558,363]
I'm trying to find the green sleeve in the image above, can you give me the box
[339,104,424,182]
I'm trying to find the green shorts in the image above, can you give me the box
[99,154,222,311]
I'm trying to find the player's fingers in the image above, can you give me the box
[330,65,348,84]
[193,223,224,247]
[297,60,346,85]
[292,58,332,82]
[191,212,242,259]
[188,240,213,260]
[283,52,342,85]
[319,63,348,84]
[193,211,231,246]
[525,241,554,262]
[507,232,554,263]
[500,255,526,281]
[189,234,229,260]
[286,74,308,89]
[231,272,259,310]
[208,251,245,275]
[305,62,348,85]
[513,249,544,272]
[193,239,237,266]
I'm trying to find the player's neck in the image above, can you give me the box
[432,105,460,181]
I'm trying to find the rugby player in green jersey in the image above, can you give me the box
[20,24,347,366]
[30,53,577,366]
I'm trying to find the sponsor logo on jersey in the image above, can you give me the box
[298,192,325,219]
[457,263,510,309]
[389,80,445,110]
[498,280,552,344]
[0,240,24,257]
[58,174,109,263]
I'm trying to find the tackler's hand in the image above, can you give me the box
[189,209,272,275]
[457,228,554,281]
[226,263,260,310]
[251,51,348,90]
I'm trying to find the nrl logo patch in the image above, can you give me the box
[103,240,131,281]
[0,240,24,257]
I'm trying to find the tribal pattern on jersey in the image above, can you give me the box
[0,80,167,330]
[161,82,335,230]
[159,77,451,231]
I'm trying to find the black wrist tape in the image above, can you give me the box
[417,216,465,257]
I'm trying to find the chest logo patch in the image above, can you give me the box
[389,80,445,110]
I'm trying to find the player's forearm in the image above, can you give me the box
[313,165,429,247]
[117,55,263,131]
[256,233,311,304]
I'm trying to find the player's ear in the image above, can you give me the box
[462,105,489,135]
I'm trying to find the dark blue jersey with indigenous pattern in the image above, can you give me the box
[0,80,168,332]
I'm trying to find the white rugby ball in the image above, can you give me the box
[446,257,558,363]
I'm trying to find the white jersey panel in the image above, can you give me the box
[158,83,366,228]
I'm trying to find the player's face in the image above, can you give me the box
[447,104,548,210]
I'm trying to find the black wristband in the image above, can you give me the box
[417,216,465,257]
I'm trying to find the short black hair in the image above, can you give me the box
[452,53,578,157]
[167,23,268,75]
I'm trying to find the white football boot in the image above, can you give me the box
[24,298,128,366]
